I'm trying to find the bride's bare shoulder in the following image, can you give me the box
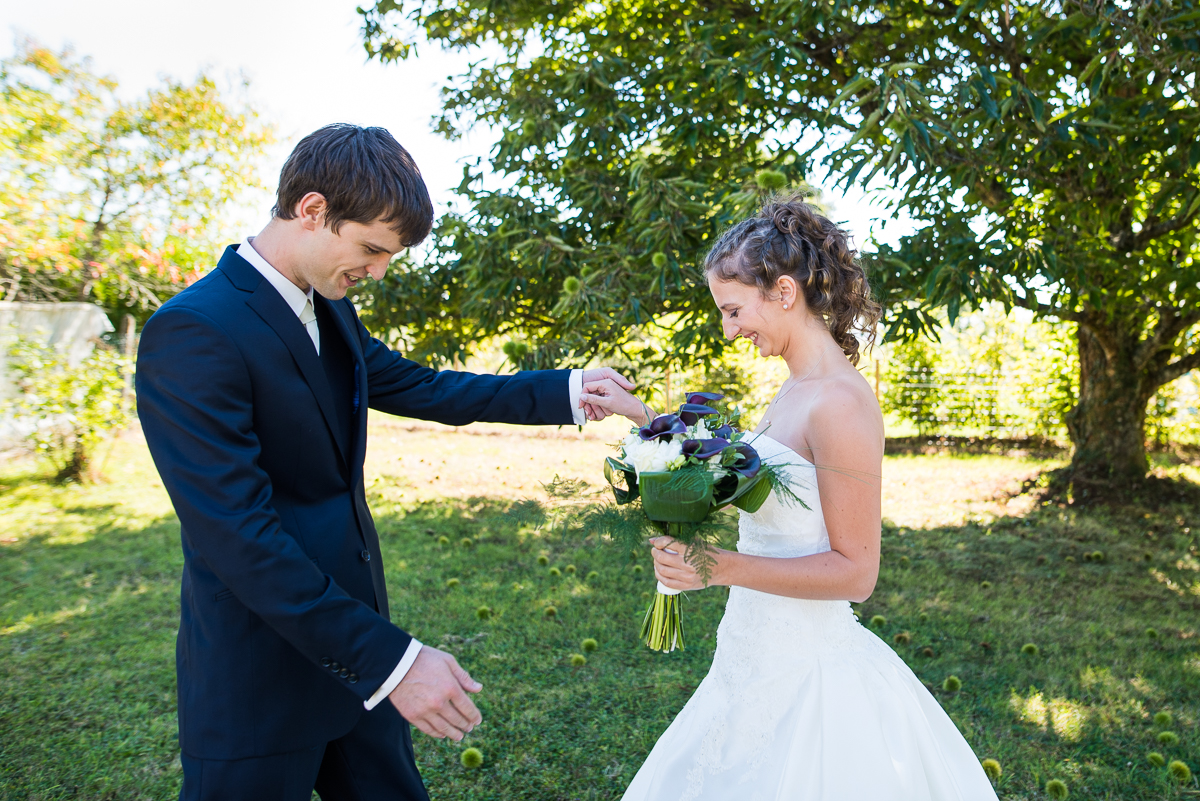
[809,369,884,445]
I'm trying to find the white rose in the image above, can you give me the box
[622,436,683,476]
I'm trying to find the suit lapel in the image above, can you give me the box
[218,248,349,470]
[321,296,368,482]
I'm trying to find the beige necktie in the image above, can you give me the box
[300,299,320,355]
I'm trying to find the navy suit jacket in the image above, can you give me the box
[136,246,574,759]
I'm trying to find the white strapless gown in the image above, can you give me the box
[621,436,999,801]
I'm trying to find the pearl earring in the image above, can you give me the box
[783,304,789,309]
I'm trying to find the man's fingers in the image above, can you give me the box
[448,687,483,728]
[429,712,466,741]
[604,368,636,390]
[449,658,482,693]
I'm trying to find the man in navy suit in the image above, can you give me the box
[136,124,640,800]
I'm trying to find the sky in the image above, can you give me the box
[2,0,916,248]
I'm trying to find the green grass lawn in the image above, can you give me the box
[2,422,1198,800]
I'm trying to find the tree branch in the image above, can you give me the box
[1158,348,1200,386]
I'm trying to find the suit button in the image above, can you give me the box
[330,661,340,671]
[361,550,371,562]
[348,673,359,684]
[320,657,331,668]
[339,668,349,678]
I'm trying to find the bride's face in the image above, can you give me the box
[709,277,787,357]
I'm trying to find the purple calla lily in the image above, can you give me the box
[711,423,734,440]
[682,438,731,461]
[678,403,720,426]
[638,413,687,441]
[685,391,725,406]
[729,442,762,478]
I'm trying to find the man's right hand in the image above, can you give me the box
[388,645,482,740]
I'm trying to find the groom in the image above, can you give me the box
[136,124,633,800]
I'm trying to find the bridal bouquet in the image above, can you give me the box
[603,392,799,652]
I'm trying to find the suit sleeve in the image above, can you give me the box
[136,305,410,702]
[349,303,576,426]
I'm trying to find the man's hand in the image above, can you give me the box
[388,646,482,741]
[580,368,636,421]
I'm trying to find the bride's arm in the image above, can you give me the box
[652,382,883,603]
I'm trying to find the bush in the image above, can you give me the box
[4,337,131,482]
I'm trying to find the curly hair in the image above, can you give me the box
[703,195,882,365]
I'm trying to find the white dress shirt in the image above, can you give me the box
[236,238,585,709]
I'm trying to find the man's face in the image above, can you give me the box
[298,216,404,300]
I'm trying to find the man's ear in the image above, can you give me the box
[295,192,328,231]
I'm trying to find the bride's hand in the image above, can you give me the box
[579,378,656,427]
[650,536,720,591]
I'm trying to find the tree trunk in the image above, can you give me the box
[1064,325,1154,496]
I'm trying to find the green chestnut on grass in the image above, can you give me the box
[586,571,599,582]
[651,252,668,269]
[1045,778,1068,799]
[537,555,549,565]
[1154,711,1173,727]
[460,537,473,548]
[460,747,484,768]
[438,536,450,545]
[570,653,587,666]
[565,565,576,574]
[548,567,561,577]
[476,606,492,620]
[980,758,1001,781]
[1148,751,1166,767]
[544,606,558,619]
[582,638,598,652]
[1169,760,1192,782]
[446,578,460,588]
[1146,628,1159,639]
[1157,731,1179,746]
[869,615,887,627]
[1022,643,1039,656]
[893,631,911,645]
[942,675,962,692]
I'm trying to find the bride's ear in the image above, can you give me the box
[776,275,799,311]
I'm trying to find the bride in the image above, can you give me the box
[581,197,999,800]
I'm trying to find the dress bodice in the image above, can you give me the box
[736,434,829,558]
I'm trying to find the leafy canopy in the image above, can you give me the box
[358,0,1199,387]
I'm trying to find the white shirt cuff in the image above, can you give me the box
[364,638,423,710]
[569,369,587,426]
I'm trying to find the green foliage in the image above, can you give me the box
[357,0,1200,481]
[3,337,130,481]
[0,40,272,323]
[880,304,1080,440]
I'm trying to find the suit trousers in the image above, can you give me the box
[180,702,429,801]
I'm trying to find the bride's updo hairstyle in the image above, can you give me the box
[704,195,882,365]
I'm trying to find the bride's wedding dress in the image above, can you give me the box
[621,435,999,801]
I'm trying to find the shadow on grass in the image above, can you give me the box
[3,485,1198,800]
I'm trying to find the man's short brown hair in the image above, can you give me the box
[272,124,434,248]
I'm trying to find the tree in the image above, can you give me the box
[358,0,1199,494]
[0,39,273,324]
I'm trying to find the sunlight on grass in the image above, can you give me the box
[3,420,1199,799]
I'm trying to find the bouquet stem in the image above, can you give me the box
[640,581,684,652]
